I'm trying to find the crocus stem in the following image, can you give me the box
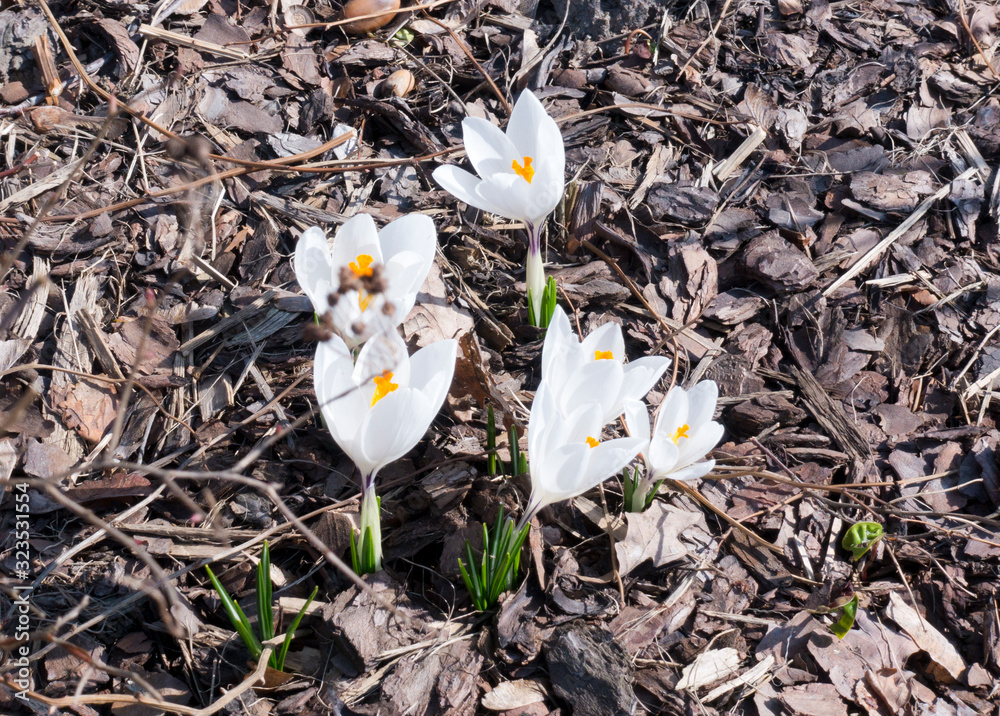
[359,482,382,572]
[514,497,540,535]
[525,224,545,326]
[628,478,650,513]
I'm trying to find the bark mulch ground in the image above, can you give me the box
[1,0,999,714]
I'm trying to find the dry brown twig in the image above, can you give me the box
[957,0,1000,79]
[419,13,511,115]
[13,641,277,715]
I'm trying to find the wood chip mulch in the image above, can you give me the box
[1,0,999,714]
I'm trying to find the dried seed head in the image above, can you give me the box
[335,263,387,298]
[358,263,387,294]
[303,312,335,342]
[166,134,214,166]
[336,266,361,295]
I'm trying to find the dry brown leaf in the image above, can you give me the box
[851,171,935,213]
[54,379,117,444]
[0,338,31,372]
[91,19,140,73]
[739,232,819,292]
[659,242,718,323]
[481,679,548,711]
[402,260,474,348]
[781,683,847,716]
[885,592,965,682]
[65,473,154,507]
[23,439,75,480]
[614,501,700,577]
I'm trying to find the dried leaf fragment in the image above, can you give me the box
[885,592,965,682]
[481,679,548,711]
[614,501,700,577]
[676,647,741,690]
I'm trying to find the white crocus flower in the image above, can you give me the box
[516,380,644,531]
[541,305,671,426]
[622,381,724,511]
[294,213,436,347]
[432,90,565,322]
[314,332,457,569]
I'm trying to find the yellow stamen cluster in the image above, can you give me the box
[671,424,690,443]
[371,371,399,407]
[349,254,374,277]
[594,350,613,360]
[586,436,599,448]
[350,255,376,311]
[512,156,534,183]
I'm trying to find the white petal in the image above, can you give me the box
[382,251,426,322]
[560,399,604,443]
[665,459,715,483]
[581,320,625,362]
[581,436,644,493]
[647,436,680,479]
[378,213,436,279]
[528,379,557,459]
[535,103,565,180]
[623,399,651,444]
[294,227,334,313]
[652,386,687,437]
[685,380,719,429]
[314,338,367,459]
[354,331,408,385]
[533,442,592,505]
[433,165,507,217]
[521,153,565,225]
[542,305,575,378]
[314,336,354,405]
[462,116,520,178]
[506,90,555,167]
[408,339,458,412]
[557,361,623,426]
[618,356,672,410]
[331,213,382,270]
[675,422,724,468]
[360,388,428,476]
[474,173,535,225]
[655,386,698,448]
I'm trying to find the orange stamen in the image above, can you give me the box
[586,436,599,448]
[371,371,398,407]
[349,254,374,277]
[512,156,534,183]
[671,424,690,444]
[358,291,373,312]
[595,350,613,360]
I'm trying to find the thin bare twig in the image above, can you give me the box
[419,14,511,115]
[14,642,276,715]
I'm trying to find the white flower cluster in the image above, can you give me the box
[519,306,722,525]
[294,214,457,570]
[293,92,723,575]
